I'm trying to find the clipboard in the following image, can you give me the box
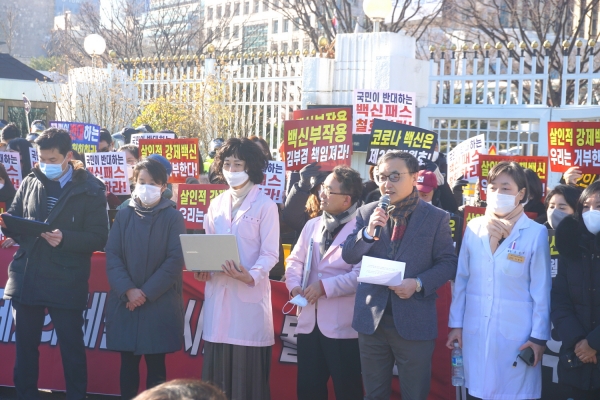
[301,238,314,290]
[1,213,52,237]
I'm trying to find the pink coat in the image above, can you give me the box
[285,216,360,339]
[202,185,279,347]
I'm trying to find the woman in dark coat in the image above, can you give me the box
[105,158,186,400]
[552,181,600,399]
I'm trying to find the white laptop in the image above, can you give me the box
[180,234,241,272]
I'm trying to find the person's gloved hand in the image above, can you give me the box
[452,178,469,194]
[298,162,321,191]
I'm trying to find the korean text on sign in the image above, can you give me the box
[0,152,22,189]
[293,107,351,122]
[29,147,39,169]
[259,161,285,203]
[447,134,486,187]
[283,119,352,171]
[130,133,176,146]
[477,155,547,201]
[85,152,131,195]
[175,184,227,229]
[138,139,200,183]
[548,121,600,174]
[0,202,5,243]
[365,119,438,166]
[50,121,100,154]
[353,89,415,134]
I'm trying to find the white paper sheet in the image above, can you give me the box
[357,256,405,286]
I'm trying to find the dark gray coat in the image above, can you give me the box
[2,163,108,310]
[105,197,186,355]
[342,200,458,340]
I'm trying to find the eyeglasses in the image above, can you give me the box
[376,172,410,183]
[320,184,349,197]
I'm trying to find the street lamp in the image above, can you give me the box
[84,34,106,67]
[363,0,392,33]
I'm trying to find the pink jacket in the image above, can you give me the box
[285,216,360,339]
[202,185,279,347]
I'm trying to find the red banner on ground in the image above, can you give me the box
[0,249,452,399]
[477,155,548,201]
[548,121,600,174]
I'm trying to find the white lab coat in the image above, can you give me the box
[449,213,551,400]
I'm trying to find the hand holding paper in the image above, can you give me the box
[358,256,405,286]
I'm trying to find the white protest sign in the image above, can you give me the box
[85,152,131,195]
[353,89,416,134]
[258,160,285,203]
[447,134,487,187]
[130,133,176,146]
[0,152,22,189]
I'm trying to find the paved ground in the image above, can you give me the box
[0,387,116,399]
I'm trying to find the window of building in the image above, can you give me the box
[225,3,231,17]
[273,0,279,6]
[263,0,268,10]
[224,26,230,39]
[271,42,278,51]
[283,19,289,32]
[243,23,268,53]
[207,27,213,39]
[282,42,289,54]
[207,7,213,20]
[292,40,299,51]
[254,1,259,13]
[303,38,310,51]
[233,25,240,38]
[272,20,279,33]
[217,5,222,18]
[234,2,240,15]
[244,1,249,14]
[293,17,300,31]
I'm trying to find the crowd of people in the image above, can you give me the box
[0,118,600,400]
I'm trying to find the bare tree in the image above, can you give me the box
[441,0,600,105]
[266,0,446,50]
[0,4,18,54]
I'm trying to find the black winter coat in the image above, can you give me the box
[104,197,186,355]
[2,162,109,310]
[552,215,600,390]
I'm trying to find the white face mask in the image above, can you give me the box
[0,183,4,190]
[134,184,162,206]
[583,210,600,235]
[223,170,249,187]
[486,190,518,215]
[431,151,440,162]
[547,208,569,230]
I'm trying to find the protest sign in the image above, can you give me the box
[138,139,200,183]
[85,152,131,195]
[548,121,600,174]
[173,184,227,229]
[0,152,22,189]
[477,155,547,201]
[447,134,486,187]
[0,203,5,243]
[293,107,351,121]
[449,215,463,253]
[548,229,559,279]
[130,133,176,146]
[365,119,437,166]
[29,147,38,169]
[462,206,538,236]
[353,89,415,134]
[283,120,352,171]
[49,121,99,154]
[259,161,285,203]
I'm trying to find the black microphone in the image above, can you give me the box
[373,194,390,241]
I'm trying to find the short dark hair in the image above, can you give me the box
[35,128,72,156]
[120,144,140,160]
[332,166,363,204]
[545,184,580,212]
[133,158,168,186]
[488,161,529,204]
[1,123,21,142]
[132,379,226,400]
[214,137,267,185]
[376,151,419,175]
[577,181,600,217]
[99,129,113,144]
[524,169,543,203]
[0,163,15,190]
[248,135,272,160]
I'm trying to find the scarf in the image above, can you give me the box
[387,188,420,258]
[230,181,254,219]
[320,202,358,257]
[485,204,524,254]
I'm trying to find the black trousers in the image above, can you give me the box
[296,323,363,400]
[12,300,87,400]
[120,352,166,400]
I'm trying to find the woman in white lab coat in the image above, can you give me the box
[447,161,551,400]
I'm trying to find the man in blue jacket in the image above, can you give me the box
[342,151,457,400]
[0,128,108,400]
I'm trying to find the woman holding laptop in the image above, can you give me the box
[194,137,279,400]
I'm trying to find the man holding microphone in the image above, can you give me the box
[342,151,457,400]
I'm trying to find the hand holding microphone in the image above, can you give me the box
[367,195,390,240]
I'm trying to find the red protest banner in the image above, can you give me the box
[138,139,200,183]
[478,155,548,201]
[283,119,352,171]
[292,107,352,121]
[463,206,538,236]
[548,121,600,174]
[173,184,227,229]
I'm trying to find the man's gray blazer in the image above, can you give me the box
[342,200,458,341]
